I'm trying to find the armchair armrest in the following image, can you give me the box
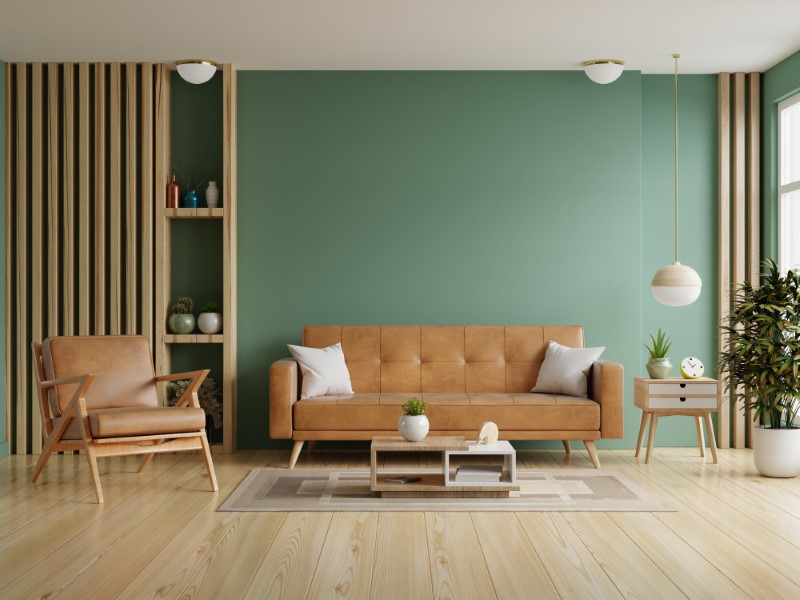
[270,358,299,439]
[155,370,210,408]
[591,359,624,439]
[39,373,96,389]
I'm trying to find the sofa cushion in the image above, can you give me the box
[288,342,354,400]
[532,341,605,398]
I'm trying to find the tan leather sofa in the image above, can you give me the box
[270,325,623,468]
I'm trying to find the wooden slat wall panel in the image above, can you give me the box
[94,64,106,334]
[731,73,746,449]
[717,74,731,450]
[6,62,169,453]
[222,64,238,453]
[745,73,760,448]
[14,65,28,454]
[30,64,43,454]
[154,65,171,399]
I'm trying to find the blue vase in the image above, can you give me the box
[183,189,199,208]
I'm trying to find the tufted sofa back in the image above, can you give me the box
[302,325,584,394]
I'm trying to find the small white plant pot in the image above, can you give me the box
[197,312,222,334]
[398,415,429,442]
[752,425,800,477]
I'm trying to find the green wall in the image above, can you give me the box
[763,49,800,259]
[0,60,6,457]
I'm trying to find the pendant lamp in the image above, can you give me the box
[583,59,625,84]
[651,54,702,306]
[176,59,218,84]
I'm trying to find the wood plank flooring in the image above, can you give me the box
[1,447,799,599]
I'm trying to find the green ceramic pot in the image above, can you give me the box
[168,313,195,334]
[646,357,673,379]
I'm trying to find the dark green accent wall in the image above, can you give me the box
[763,49,800,259]
[0,60,6,457]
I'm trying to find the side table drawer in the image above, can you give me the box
[649,383,718,396]
[649,396,718,409]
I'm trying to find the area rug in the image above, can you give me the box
[218,468,673,512]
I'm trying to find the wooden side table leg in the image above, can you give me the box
[635,411,649,458]
[645,414,658,464]
[704,413,719,464]
[695,417,705,457]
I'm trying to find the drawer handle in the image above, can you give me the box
[680,383,686,388]
[680,397,687,402]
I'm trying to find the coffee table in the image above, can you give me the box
[370,436,519,498]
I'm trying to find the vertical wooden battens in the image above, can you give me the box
[109,64,122,335]
[4,64,14,452]
[47,64,60,337]
[78,63,91,336]
[154,64,171,394]
[125,63,138,335]
[94,64,106,334]
[62,64,75,335]
[731,73,746,449]
[222,64,238,453]
[141,64,154,347]
[30,64,44,453]
[14,64,28,454]
[717,73,731,450]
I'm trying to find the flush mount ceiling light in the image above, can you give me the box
[176,59,218,84]
[651,54,702,307]
[583,59,625,84]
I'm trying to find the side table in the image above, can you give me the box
[633,377,721,464]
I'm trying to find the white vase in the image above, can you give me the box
[206,181,219,208]
[398,415,429,442]
[752,425,800,477]
[197,312,222,334]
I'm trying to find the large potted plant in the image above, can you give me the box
[719,259,800,477]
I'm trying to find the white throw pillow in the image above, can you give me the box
[288,342,354,400]
[532,340,605,398]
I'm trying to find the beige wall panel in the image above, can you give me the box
[717,73,730,449]
[94,63,107,334]
[47,64,60,337]
[732,72,746,449]
[125,63,138,334]
[62,64,75,335]
[5,64,14,452]
[109,64,122,335]
[78,63,91,335]
[30,64,44,453]
[15,65,28,453]
[141,64,154,346]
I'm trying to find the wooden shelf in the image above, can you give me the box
[164,207,224,218]
[164,334,224,344]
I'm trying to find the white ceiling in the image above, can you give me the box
[1,0,799,73]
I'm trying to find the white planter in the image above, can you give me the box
[398,415,429,442]
[197,312,222,334]
[752,425,800,477]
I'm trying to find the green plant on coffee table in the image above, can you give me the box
[200,301,219,313]
[718,259,800,429]
[172,297,193,315]
[644,328,672,359]
[168,376,223,429]
[402,397,428,416]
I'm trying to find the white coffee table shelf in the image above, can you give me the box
[444,441,517,487]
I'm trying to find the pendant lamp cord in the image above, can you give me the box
[673,53,680,263]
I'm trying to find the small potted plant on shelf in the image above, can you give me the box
[168,297,195,334]
[719,259,800,477]
[398,397,429,442]
[198,301,222,334]
[644,328,673,379]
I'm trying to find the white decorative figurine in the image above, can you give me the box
[477,421,499,445]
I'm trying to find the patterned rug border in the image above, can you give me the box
[218,468,674,512]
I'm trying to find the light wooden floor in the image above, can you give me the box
[1,446,799,600]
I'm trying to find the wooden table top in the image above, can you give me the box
[371,436,467,452]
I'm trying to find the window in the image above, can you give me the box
[779,92,800,273]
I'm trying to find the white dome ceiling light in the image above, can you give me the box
[583,59,625,84]
[176,59,218,84]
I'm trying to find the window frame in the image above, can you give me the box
[778,91,800,274]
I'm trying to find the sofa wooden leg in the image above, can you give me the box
[562,440,571,454]
[289,441,304,469]
[584,440,600,468]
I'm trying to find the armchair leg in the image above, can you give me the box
[84,446,104,503]
[562,440,571,454]
[289,441,304,469]
[138,453,156,474]
[31,447,54,483]
[584,440,601,469]
[200,434,219,492]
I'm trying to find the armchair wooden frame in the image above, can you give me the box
[31,342,219,503]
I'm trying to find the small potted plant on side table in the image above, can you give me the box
[198,301,222,334]
[719,259,800,477]
[398,397,429,442]
[644,328,673,379]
